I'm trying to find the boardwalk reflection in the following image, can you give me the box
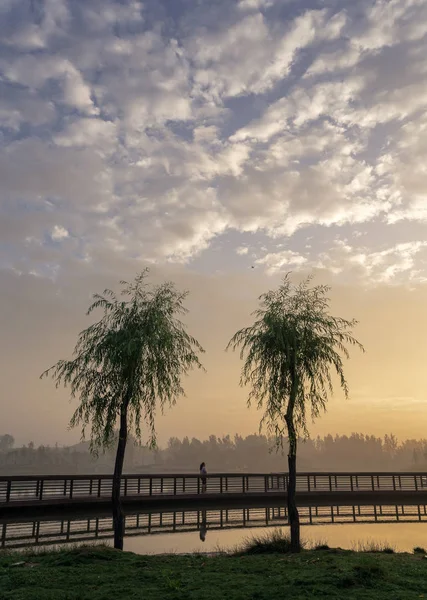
[2,503,427,549]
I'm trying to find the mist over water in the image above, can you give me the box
[1,432,426,475]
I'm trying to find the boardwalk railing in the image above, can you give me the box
[3,502,427,548]
[1,472,427,506]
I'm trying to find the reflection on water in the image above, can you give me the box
[2,503,427,553]
[122,522,427,556]
[199,510,207,542]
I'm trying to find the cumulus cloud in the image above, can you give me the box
[0,0,426,284]
[51,226,70,242]
[253,239,427,284]
[256,250,307,275]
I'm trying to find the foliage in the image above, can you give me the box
[227,274,364,446]
[352,540,396,553]
[1,546,427,600]
[234,529,298,555]
[0,434,15,452]
[41,270,204,454]
[3,431,427,474]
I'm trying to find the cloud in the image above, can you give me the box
[189,7,344,100]
[51,226,70,242]
[237,0,275,10]
[1,55,99,115]
[54,118,117,149]
[256,250,307,274]
[0,0,426,283]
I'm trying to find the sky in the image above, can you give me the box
[1,0,427,448]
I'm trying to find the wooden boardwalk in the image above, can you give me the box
[1,472,427,516]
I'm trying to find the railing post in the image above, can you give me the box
[242,475,245,493]
[220,476,223,494]
[1,523,6,549]
[392,475,396,491]
[149,477,153,496]
[183,477,186,494]
[307,475,311,492]
[329,475,332,492]
[124,478,128,497]
[264,475,268,493]
[89,479,93,496]
[69,479,73,500]
[371,475,375,491]
[39,479,44,501]
[6,480,11,503]
[138,477,141,495]
[415,475,418,491]
[350,475,354,492]
[173,477,177,496]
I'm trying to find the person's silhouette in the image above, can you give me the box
[200,462,207,493]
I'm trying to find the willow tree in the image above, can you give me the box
[42,270,204,550]
[227,275,363,552]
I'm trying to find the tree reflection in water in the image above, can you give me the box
[3,503,427,550]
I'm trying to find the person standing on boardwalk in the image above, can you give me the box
[200,462,207,493]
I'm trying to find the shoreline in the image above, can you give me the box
[1,542,427,599]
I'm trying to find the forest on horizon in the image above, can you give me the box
[1,432,427,476]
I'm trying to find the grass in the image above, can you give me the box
[351,539,396,554]
[233,529,302,554]
[1,537,427,600]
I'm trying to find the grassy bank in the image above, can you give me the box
[1,542,427,600]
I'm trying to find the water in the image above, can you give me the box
[2,503,427,554]
[123,522,427,555]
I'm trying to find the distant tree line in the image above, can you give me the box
[1,432,426,475]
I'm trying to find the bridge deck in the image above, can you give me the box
[1,472,426,515]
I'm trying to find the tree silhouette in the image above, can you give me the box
[0,435,14,452]
[227,274,363,552]
[42,270,204,549]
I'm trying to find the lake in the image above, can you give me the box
[2,502,427,554]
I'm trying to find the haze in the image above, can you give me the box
[1,0,427,449]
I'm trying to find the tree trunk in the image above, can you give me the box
[287,435,300,552]
[112,398,129,550]
[285,360,300,553]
